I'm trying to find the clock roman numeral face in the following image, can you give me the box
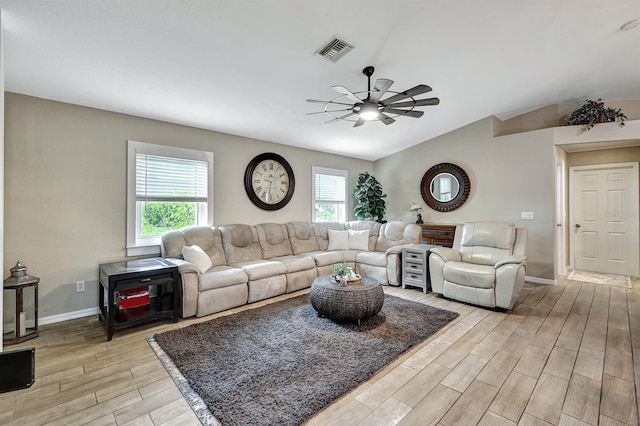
[244,153,295,210]
[251,159,290,205]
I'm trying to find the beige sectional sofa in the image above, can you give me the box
[161,220,421,318]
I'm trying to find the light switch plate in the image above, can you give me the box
[521,212,534,220]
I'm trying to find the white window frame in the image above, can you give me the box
[126,140,214,256]
[312,166,348,223]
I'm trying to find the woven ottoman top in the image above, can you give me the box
[309,275,384,324]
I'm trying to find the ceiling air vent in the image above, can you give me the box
[315,36,354,63]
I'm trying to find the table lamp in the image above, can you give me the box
[409,202,424,224]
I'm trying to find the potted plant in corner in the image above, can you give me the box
[566,98,627,133]
[353,172,387,223]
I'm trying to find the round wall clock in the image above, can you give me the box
[244,152,295,210]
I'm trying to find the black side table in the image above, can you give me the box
[98,258,179,341]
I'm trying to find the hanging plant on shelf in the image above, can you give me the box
[566,98,627,133]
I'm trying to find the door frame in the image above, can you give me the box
[568,161,640,276]
[554,147,568,277]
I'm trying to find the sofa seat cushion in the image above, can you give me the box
[302,251,344,267]
[271,255,316,273]
[355,251,387,267]
[231,260,287,280]
[198,266,248,291]
[444,261,495,289]
[341,250,361,263]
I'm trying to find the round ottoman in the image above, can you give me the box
[309,275,384,325]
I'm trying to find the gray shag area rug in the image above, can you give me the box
[149,293,458,426]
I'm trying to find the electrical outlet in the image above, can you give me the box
[521,212,534,220]
[76,281,85,292]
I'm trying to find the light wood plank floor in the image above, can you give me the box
[1,276,639,425]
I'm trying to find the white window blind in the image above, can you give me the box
[315,173,346,203]
[136,154,208,203]
[312,166,348,223]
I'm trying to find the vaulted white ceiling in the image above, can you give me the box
[1,0,639,160]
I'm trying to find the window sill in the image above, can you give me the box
[126,245,161,258]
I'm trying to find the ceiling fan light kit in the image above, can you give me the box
[307,66,440,127]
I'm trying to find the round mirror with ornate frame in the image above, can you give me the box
[420,163,470,212]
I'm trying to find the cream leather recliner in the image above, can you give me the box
[429,222,527,310]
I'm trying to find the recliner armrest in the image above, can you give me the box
[385,244,412,255]
[430,247,461,262]
[166,258,200,274]
[495,255,527,269]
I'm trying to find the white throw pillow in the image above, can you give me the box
[327,229,349,251]
[348,229,370,251]
[182,245,213,273]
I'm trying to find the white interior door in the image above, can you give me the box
[570,162,639,276]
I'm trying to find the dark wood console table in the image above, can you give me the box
[98,258,179,341]
[419,224,457,248]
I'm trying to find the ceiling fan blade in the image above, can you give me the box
[332,85,363,104]
[369,79,394,103]
[353,117,366,127]
[381,84,432,104]
[324,112,357,123]
[378,113,396,126]
[386,97,440,108]
[306,99,355,107]
[383,108,424,118]
[306,108,352,116]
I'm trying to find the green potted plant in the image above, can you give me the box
[353,172,387,223]
[566,98,626,133]
[331,262,350,283]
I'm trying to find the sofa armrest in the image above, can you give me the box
[430,247,461,263]
[384,244,413,255]
[166,258,199,318]
[167,258,200,274]
[495,255,527,269]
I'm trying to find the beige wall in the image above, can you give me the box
[567,146,640,167]
[3,93,373,318]
[374,117,556,279]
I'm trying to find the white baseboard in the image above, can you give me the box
[39,307,100,326]
[526,276,556,285]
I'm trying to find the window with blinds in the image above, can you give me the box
[136,154,209,238]
[127,141,214,255]
[312,167,348,222]
[136,154,208,203]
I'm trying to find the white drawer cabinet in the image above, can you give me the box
[402,245,438,293]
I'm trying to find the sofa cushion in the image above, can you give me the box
[231,260,287,280]
[375,222,421,252]
[341,250,360,263]
[219,224,262,264]
[256,223,294,258]
[355,251,387,267]
[182,245,213,273]
[459,222,515,266]
[198,266,248,291]
[444,261,496,289]
[303,250,344,267]
[345,220,381,251]
[313,222,346,251]
[328,229,349,251]
[286,221,321,254]
[161,226,227,267]
[348,229,369,251]
[271,255,316,273]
